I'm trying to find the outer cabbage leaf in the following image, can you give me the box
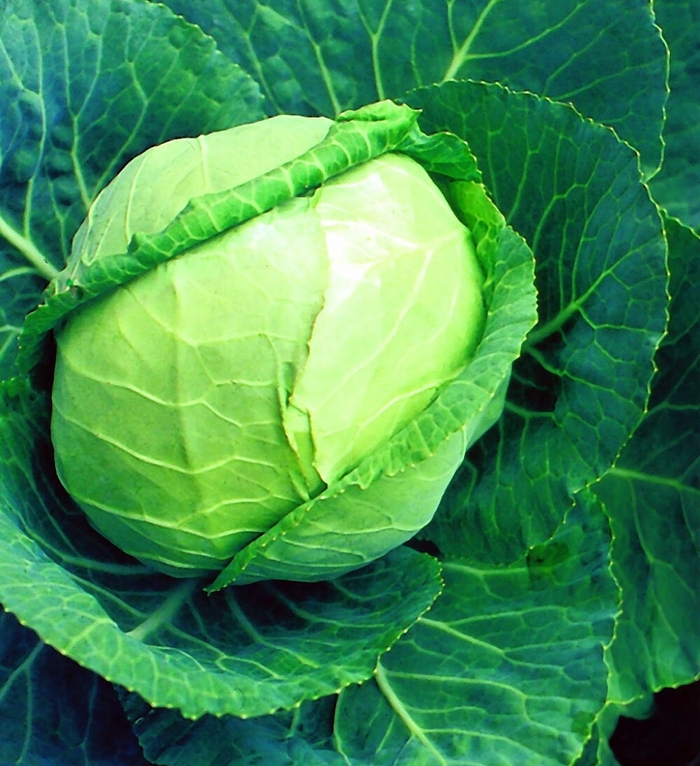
[333,492,617,766]
[573,218,700,766]
[0,387,443,719]
[594,218,700,706]
[0,610,148,766]
[409,81,668,565]
[120,694,346,766]
[120,491,618,766]
[161,0,667,176]
[0,262,45,382]
[0,0,264,379]
[648,0,700,227]
[573,698,653,766]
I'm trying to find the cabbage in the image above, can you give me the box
[50,111,486,581]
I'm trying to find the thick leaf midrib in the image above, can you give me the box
[0,213,57,281]
[357,0,394,101]
[441,0,502,81]
[607,466,700,495]
[441,0,585,83]
[125,579,198,642]
[374,662,448,766]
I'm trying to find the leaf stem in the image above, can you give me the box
[0,215,59,281]
[367,0,395,100]
[374,662,447,765]
[442,0,503,82]
[524,300,582,347]
[126,579,199,643]
[607,467,700,495]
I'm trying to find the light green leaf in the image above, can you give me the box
[215,426,471,587]
[0,389,442,720]
[161,0,667,175]
[0,0,264,379]
[287,154,484,485]
[410,81,668,565]
[594,217,700,705]
[212,175,536,587]
[51,193,332,577]
[16,101,425,377]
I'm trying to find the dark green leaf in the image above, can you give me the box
[648,0,700,227]
[121,694,345,766]
[409,81,668,565]
[161,0,667,174]
[0,609,148,766]
[112,492,618,766]
[0,262,45,380]
[0,0,264,378]
[594,217,700,705]
[333,492,617,766]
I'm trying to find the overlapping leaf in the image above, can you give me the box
[0,388,443,719]
[0,1,679,764]
[594,218,700,706]
[161,0,667,175]
[0,609,148,766]
[648,0,700,228]
[409,81,668,565]
[570,218,700,766]
[332,492,617,766]
[121,695,345,766]
[17,101,474,378]
[120,491,618,766]
[0,0,264,377]
[0,261,44,381]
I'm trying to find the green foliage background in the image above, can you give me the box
[1,1,698,765]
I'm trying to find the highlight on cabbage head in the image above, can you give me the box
[48,102,512,587]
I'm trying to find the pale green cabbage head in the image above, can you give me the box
[51,113,486,583]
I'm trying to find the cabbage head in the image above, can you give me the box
[49,104,497,586]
